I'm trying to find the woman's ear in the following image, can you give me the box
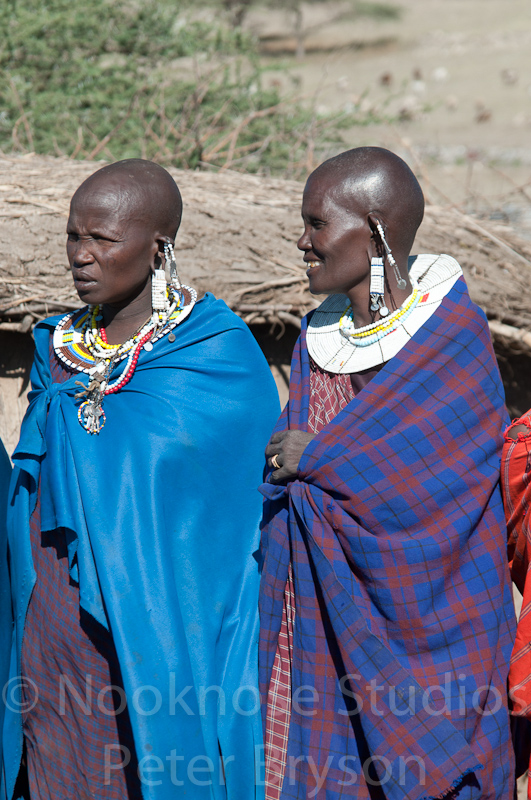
[368,213,383,257]
[368,212,382,235]
[153,235,173,272]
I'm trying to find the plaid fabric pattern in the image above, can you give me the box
[265,364,360,799]
[21,348,141,800]
[259,277,515,800]
[307,361,356,434]
[265,565,295,798]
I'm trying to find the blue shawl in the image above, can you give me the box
[0,440,11,795]
[5,294,279,799]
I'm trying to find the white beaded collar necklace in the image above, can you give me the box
[306,254,462,374]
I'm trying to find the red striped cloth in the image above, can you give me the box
[263,565,295,797]
[502,416,531,718]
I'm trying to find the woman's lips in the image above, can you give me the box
[305,260,323,276]
[73,277,97,292]
[73,273,96,285]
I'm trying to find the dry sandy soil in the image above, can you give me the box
[247,0,531,228]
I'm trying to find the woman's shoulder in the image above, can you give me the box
[34,307,88,334]
[186,291,262,345]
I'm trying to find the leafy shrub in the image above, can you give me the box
[0,0,378,176]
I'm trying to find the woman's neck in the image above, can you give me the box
[347,257,412,327]
[101,283,153,344]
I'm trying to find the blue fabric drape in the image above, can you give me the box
[0,439,12,797]
[5,294,279,800]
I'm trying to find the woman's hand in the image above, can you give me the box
[506,423,531,441]
[265,430,316,483]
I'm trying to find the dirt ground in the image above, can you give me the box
[248,0,531,231]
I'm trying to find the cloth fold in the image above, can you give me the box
[260,276,515,800]
[0,439,12,797]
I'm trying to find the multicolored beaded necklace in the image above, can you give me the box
[339,284,421,347]
[53,284,197,434]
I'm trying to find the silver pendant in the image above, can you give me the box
[79,400,106,434]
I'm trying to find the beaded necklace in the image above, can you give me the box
[54,283,197,434]
[306,254,463,374]
[339,286,420,347]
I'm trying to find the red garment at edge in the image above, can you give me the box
[501,414,531,797]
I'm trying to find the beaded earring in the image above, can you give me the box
[376,221,407,290]
[164,242,182,293]
[369,256,389,317]
[151,264,167,312]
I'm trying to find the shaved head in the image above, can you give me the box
[309,147,424,254]
[72,159,183,239]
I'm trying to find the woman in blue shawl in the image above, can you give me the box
[259,148,515,800]
[5,160,279,800]
[0,438,11,792]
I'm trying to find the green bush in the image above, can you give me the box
[0,0,377,176]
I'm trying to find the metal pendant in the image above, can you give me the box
[78,400,106,434]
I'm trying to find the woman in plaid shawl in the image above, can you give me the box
[260,147,515,800]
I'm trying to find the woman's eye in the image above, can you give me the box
[67,233,78,242]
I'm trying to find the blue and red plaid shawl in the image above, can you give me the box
[259,276,515,800]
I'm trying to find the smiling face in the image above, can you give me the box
[297,173,374,298]
[66,182,159,308]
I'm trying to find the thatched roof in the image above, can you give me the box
[1,153,531,352]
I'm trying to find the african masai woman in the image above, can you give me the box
[260,147,514,800]
[5,160,279,799]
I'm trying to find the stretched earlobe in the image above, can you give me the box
[369,215,407,291]
[163,241,182,292]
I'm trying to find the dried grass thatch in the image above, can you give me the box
[1,153,531,349]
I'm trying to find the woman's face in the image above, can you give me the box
[297,174,374,298]
[66,186,159,308]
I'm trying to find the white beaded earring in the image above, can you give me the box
[376,221,407,290]
[151,263,167,312]
[369,257,389,317]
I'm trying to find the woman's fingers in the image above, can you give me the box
[268,452,283,470]
[266,430,317,482]
[265,442,281,458]
[270,466,294,483]
[265,431,287,458]
[506,423,531,441]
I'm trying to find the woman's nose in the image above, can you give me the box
[297,228,310,251]
[72,240,93,266]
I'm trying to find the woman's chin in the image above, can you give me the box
[308,278,329,297]
[74,282,101,305]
